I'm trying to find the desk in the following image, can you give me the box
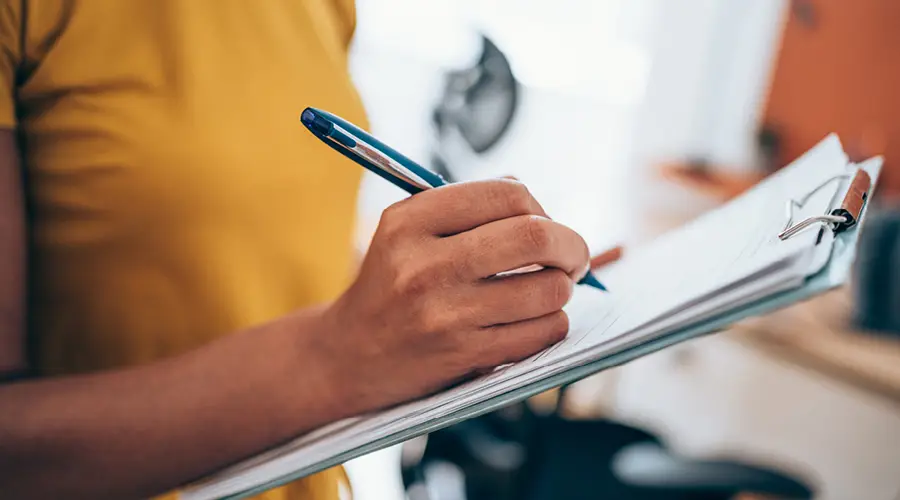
[734,289,900,404]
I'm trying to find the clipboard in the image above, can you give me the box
[198,154,883,500]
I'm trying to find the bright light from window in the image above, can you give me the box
[353,0,653,106]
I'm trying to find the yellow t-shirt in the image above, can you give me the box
[1,1,366,498]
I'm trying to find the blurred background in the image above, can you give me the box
[341,1,900,500]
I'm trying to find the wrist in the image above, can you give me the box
[284,303,369,427]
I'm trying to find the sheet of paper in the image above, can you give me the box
[184,135,853,500]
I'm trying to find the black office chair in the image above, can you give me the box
[611,442,814,500]
[401,401,816,500]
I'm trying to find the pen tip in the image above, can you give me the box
[579,273,608,292]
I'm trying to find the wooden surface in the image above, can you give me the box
[657,161,765,201]
[732,287,900,403]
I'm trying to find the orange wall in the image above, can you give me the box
[763,0,900,197]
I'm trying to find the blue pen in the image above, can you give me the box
[300,107,607,292]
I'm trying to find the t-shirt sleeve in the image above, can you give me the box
[0,0,22,128]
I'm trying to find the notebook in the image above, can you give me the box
[183,135,882,500]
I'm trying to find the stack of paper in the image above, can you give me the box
[183,135,879,500]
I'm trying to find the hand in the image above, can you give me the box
[314,179,592,413]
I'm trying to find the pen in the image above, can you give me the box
[300,106,607,292]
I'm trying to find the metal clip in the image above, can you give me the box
[778,170,872,240]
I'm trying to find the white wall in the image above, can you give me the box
[631,0,788,171]
[627,0,788,221]
[702,0,788,168]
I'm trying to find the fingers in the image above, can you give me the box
[456,268,574,327]
[450,215,590,281]
[386,179,549,237]
[466,311,570,370]
[590,246,623,269]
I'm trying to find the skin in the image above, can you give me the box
[0,131,25,377]
[0,128,620,499]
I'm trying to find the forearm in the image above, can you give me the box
[0,129,26,375]
[0,306,353,500]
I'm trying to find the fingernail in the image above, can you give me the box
[570,262,590,282]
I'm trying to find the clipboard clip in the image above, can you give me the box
[779,169,872,240]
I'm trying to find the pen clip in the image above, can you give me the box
[327,124,435,192]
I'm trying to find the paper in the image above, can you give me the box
[183,135,856,500]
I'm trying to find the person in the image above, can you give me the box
[0,1,618,499]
